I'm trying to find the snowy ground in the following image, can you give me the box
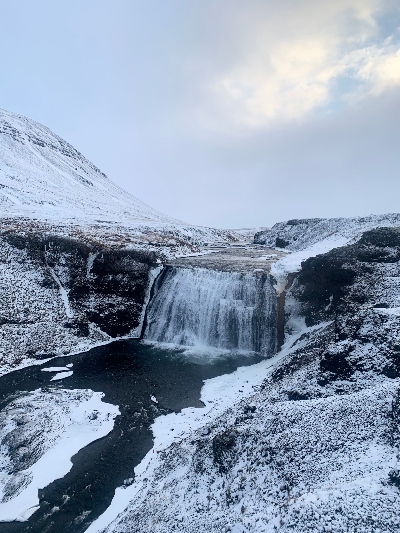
[86,324,400,533]
[0,388,119,522]
[84,228,400,533]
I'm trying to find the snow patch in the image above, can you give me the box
[50,371,73,381]
[0,388,119,522]
[41,366,70,372]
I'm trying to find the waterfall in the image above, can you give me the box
[144,266,277,354]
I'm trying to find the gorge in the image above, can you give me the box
[1,108,400,533]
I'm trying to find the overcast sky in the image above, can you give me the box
[1,0,399,228]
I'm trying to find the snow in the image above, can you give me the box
[373,306,400,315]
[85,323,327,533]
[50,370,74,381]
[46,264,74,319]
[41,366,70,372]
[0,388,119,522]
[271,235,349,292]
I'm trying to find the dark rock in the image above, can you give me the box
[286,391,310,401]
[275,237,290,249]
[358,227,400,248]
[243,405,256,414]
[319,351,353,380]
[212,429,238,473]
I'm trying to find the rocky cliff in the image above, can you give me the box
[0,227,160,376]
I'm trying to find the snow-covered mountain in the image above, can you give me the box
[0,108,178,224]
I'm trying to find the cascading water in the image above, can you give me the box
[144,266,277,354]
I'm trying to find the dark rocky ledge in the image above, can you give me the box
[0,229,158,374]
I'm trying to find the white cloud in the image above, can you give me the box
[208,0,400,128]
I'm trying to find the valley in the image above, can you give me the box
[1,108,400,532]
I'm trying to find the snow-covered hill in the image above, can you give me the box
[0,108,178,224]
[254,214,400,251]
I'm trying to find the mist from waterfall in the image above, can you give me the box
[144,267,277,354]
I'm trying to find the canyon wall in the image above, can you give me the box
[0,230,158,375]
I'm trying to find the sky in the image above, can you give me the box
[0,0,399,229]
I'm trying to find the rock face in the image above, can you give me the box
[0,229,158,375]
[98,227,400,533]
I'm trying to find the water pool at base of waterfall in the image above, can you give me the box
[0,339,265,533]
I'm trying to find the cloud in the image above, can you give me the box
[202,0,400,128]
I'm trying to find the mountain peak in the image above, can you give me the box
[0,108,181,225]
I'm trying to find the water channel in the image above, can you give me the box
[0,340,263,533]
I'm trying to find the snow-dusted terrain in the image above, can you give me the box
[0,388,119,521]
[2,106,400,533]
[86,226,400,533]
[254,214,400,251]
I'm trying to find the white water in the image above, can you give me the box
[144,267,277,354]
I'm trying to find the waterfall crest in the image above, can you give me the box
[144,267,277,354]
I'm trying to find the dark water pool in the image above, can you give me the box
[0,340,263,533]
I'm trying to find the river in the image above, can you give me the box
[0,340,263,533]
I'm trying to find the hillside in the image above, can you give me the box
[0,108,178,224]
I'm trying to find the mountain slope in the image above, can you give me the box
[0,108,180,224]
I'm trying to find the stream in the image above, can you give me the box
[0,340,263,533]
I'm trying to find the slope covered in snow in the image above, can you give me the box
[254,214,400,251]
[0,108,178,225]
[87,227,400,533]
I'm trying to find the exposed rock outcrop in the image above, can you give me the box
[0,229,158,376]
